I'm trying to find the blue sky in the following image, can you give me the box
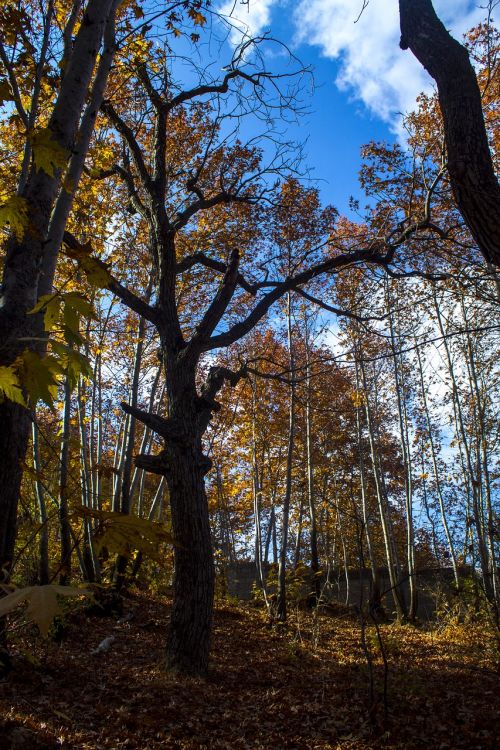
[216,0,487,214]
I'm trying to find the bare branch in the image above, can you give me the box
[120,401,176,440]
[101,101,153,195]
[176,251,257,295]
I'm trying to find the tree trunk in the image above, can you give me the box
[399,0,500,267]
[165,440,214,675]
[156,361,215,677]
[59,372,73,585]
[305,333,320,602]
[32,423,49,585]
[0,0,116,611]
[277,292,296,622]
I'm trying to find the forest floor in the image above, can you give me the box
[0,591,498,750]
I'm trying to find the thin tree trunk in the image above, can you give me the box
[32,423,49,585]
[359,353,407,622]
[354,356,382,611]
[305,331,320,602]
[115,293,150,588]
[59,372,73,585]
[386,282,417,621]
[277,292,296,622]
[414,336,459,586]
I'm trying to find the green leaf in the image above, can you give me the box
[0,585,90,638]
[62,292,96,319]
[17,350,63,407]
[0,365,26,406]
[49,341,93,390]
[75,507,178,560]
[28,293,61,332]
[30,128,69,177]
[0,195,29,240]
[63,301,80,337]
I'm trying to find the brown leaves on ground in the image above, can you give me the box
[0,594,498,749]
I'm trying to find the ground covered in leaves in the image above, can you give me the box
[0,592,498,749]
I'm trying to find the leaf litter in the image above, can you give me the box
[0,593,498,749]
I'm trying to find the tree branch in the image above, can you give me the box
[120,401,177,440]
[203,246,391,351]
[62,231,158,324]
[176,251,257,295]
[101,101,153,195]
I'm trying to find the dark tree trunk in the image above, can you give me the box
[0,402,31,584]
[165,437,215,676]
[399,0,500,267]
[0,401,31,666]
[153,361,215,677]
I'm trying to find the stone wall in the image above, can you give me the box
[224,561,470,620]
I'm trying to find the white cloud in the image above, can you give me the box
[219,0,486,131]
[293,0,485,131]
[218,0,276,43]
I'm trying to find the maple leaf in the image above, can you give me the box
[62,292,96,320]
[30,127,69,177]
[0,585,90,638]
[63,240,112,289]
[0,195,29,239]
[28,293,62,332]
[75,507,179,560]
[0,365,26,406]
[0,79,14,106]
[16,350,63,407]
[188,7,206,26]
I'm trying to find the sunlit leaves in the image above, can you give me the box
[63,240,112,289]
[16,350,63,407]
[75,507,178,561]
[0,585,90,638]
[0,195,29,239]
[0,365,25,406]
[30,128,69,177]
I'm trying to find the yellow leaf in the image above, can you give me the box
[0,196,29,240]
[63,292,96,319]
[75,507,178,560]
[0,585,90,638]
[28,293,61,332]
[30,128,69,177]
[188,8,206,26]
[17,350,63,407]
[63,240,111,289]
[0,365,26,406]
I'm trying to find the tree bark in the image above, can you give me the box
[399,0,500,267]
[162,363,215,676]
[277,292,296,622]
[0,0,117,594]
[32,423,49,586]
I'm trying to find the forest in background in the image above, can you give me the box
[0,1,498,747]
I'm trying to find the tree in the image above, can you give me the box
[399,0,500,267]
[0,0,121,648]
[80,28,413,673]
